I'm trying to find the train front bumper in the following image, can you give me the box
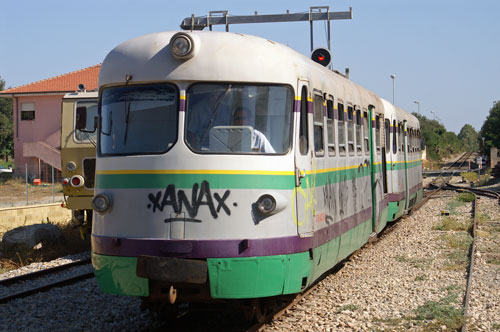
[91,251,312,299]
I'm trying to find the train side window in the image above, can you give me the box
[327,99,335,156]
[347,106,354,154]
[385,119,390,153]
[392,120,397,154]
[407,128,410,153]
[355,108,362,155]
[363,110,370,155]
[299,87,309,155]
[338,103,346,155]
[410,129,414,152]
[375,115,381,154]
[313,94,325,157]
[398,122,403,153]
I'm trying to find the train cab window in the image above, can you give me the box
[347,106,354,154]
[185,83,293,154]
[385,119,390,153]
[100,83,179,155]
[392,120,397,154]
[75,100,98,143]
[299,87,309,155]
[375,115,381,154]
[338,103,346,155]
[313,95,325,157]
[363,110,370,154]
[326,99,335,156]
[355,108,362,155]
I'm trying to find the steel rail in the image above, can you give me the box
[0,270,94,304]
[460,193,478,332]
[0,257,91,287]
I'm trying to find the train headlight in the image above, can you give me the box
[70,175,85,188]
[170,32,198,60]
[256,195,277,215]
[66,161,77,172]
[92,194,111,214]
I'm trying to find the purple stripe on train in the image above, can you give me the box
[92,207,372,259]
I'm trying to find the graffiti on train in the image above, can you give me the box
[146,180,231,219]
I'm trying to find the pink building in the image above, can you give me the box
[0,65,100,181]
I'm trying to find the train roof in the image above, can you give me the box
[99,30,416,124]
[99,31,308,87]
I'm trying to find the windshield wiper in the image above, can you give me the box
[123,101,131,144]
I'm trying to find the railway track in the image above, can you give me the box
[0,257,93,304]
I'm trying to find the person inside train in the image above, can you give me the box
[233,107,275,153]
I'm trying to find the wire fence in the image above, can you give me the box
[0,163,64,208]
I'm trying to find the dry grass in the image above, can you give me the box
[0,178,63,206]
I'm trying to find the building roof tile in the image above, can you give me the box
[0,64,100,94]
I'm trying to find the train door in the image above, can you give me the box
[403,121,410,210]
[390,115,400,197]
[294,80,314,237]
[369,108,385,232]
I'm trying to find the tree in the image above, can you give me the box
[458,124,479,152]
[0,76,14,161]
[413,112,464,160]
[480,101,500,155]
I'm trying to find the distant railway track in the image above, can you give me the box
[0,257,93,304]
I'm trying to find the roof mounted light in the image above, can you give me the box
[170,32,198,60]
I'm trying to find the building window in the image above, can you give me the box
[21,103,35,120]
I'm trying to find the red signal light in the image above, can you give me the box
[311,48,332,67]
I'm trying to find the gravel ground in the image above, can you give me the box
[264,192,499,332]
[467,197,500,331]
[0,192,498,332]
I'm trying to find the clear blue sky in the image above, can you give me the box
[1,0,499,134]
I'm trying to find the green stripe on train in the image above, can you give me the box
[96,166,373,190]
[91,218,374,298]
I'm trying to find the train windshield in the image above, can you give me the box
[185,83,293,154]
[99,84,178,155]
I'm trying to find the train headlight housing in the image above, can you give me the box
[92,194,111,214]
[170,32,198,60]
[66,161,77,172]
[70,175,85,188]
[256,195,277,215]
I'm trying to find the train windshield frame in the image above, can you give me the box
[185,83,294,155]
[98,83,179,156]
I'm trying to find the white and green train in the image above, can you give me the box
[89,29,423,316]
